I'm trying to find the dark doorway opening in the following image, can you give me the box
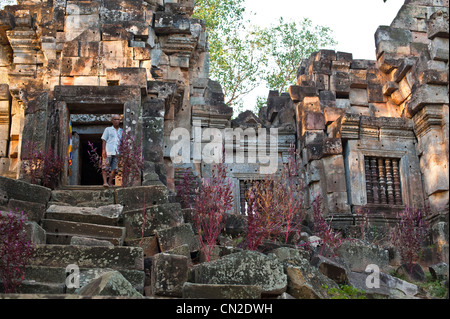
[80,134,104,186]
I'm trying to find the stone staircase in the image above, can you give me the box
[21,245,145,294]
[20,184,174,296]
[41,186,126,246]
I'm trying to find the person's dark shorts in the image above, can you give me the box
[102,155,119,171]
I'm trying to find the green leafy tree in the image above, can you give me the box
[259,17,337,94]
[193,0,268,114]
[194,1,337,115]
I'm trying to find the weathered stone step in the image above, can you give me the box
[45,233,123,246]
[115,185,169,212]
[122,202,184,239]
[20,281,66,295]
[41,219,126,245]
[49,185,169,209]
[22,265,145,295]
[49,188,116,207]
[0,175,52,205]
[45,204,123,226]
[29,245,144,271]
[24,265,67,284]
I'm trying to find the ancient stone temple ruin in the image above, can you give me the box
[0,0,448,298]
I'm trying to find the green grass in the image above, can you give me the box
[325,285,367,299]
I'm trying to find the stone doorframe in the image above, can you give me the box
[51,85,142,187]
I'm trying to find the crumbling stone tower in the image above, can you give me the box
[276,0,448,260]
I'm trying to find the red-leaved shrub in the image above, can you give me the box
[390,206,429,272]
[177,161,233,262]
[244,146,305,250]
[21,141,64,189]
[311,194,343,257]
[0,211,35,293]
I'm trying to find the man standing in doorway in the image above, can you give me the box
[101,114,123,187]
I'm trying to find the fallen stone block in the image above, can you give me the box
[396,263,426,282]
[76,271,143,298]
[348,270,419,299]
[310,255,349,285]
[285,259,338,299]
[182,282,262,299]
[151,253,189,297]
[429,262,449,282]
[268,247,311,266]
[41,219,126,246]
[124,236,160,258]
[23,266,66,287]
[335,240,390,272]
[190,250,287,296]
[49,188,115,207]
[115,185,169,211]
[45,204,123,226]
[70,236,114,247]
[122,202,184,239]
[29,245,144,271]
[0,175,51,205]
[7,199,47,223]
[155,223,201,253]
[24,221,46,245]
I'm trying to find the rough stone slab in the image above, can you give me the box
[0,175,51,205]
[46,233,123,246]
[268,247,311,266]
[151,253,189,297]
[19,281,66,295]
[24,221,46,245]
[124,236,160,258]
[374,26,412,58]
[63,267,145,295]
[155,223,201,253]
[182,282,262,299]
[76,271,143,298]
[45,204,123,225]
[24,266,67,284]
[122,202,184,239]
[310,255,349,285]
[285,260,338,299]
[29,245,144,271]
[115,185,169,211]
[7,198,47,222]
[335,241,390,272]
[407,84,449,116]
[426,9,449,39]
[50,189,116,207]
[165,244,192,261]
[190,250,287,296]
[41,219,125,241]
[348,270,419,299]
[429,262,449,281]
[70,236,114,247]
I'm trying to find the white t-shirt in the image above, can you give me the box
[101,126,123,156]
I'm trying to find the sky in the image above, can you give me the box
[241,0,405,110]
[243,0,405,60]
